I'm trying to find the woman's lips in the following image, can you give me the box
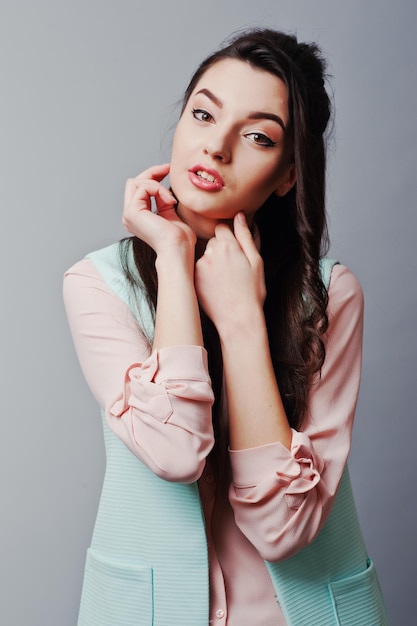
[188,165,225,191]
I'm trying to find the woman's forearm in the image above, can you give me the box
[121,163,204,352]
[219,309,292,451]
[153,250,204,350]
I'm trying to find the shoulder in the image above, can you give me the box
[63,243,145,342]
[324,264,364,342]
[64,257,103,282]
[63,240,153,339]
[64,240,136,303]
[63,242,129,313]
[63,247,127,317]
[328,264,364,312]
[64,241,122,279]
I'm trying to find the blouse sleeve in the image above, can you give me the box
[228,264,364,561]
[63,258,215,483]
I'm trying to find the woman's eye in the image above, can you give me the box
[192,108,213,122]
[245,132,276,147]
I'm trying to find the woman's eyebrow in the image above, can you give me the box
[194,88,286,132]
[195,88,223,108]
[247,111,286,132]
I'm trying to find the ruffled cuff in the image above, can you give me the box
[152,345,212,384]
[230,430,324,503]
[108,345,214,423]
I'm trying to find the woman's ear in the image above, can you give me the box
[275,164,296,197]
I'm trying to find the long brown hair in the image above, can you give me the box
[121,28,332,456]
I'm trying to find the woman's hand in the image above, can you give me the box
[196,212,291,451]
[195,212,266,337]
[123,164,203,349]
[122,163,196,257]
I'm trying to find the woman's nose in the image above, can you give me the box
[203,130,231,162]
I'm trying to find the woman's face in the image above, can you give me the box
[169,58,295,239]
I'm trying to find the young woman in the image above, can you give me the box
[64,28,389,626]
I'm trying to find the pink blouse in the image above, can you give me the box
[63,258,364,626]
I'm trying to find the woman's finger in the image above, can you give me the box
[233,212,260,265]
[124,178,174,208]
[154,185,177,211]
[134,163,170,183]
[212,222,235,240]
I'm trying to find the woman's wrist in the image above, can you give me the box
[153,248,203,350]
[215,303,267,343]
[155,244,195,275]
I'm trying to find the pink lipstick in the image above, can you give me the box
[188,165,225,191]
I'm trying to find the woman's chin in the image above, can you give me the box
[176,206,218,239]
[178,203,240,239]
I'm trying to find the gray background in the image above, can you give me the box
[1,0,415,624]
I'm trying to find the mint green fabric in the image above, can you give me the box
[78,243,389,625]
[265,468,389,625]
[268,258,389,624]
[78,415,209,625]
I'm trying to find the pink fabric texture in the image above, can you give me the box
[64,259,363,626]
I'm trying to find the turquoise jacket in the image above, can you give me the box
[77,243,389,626]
